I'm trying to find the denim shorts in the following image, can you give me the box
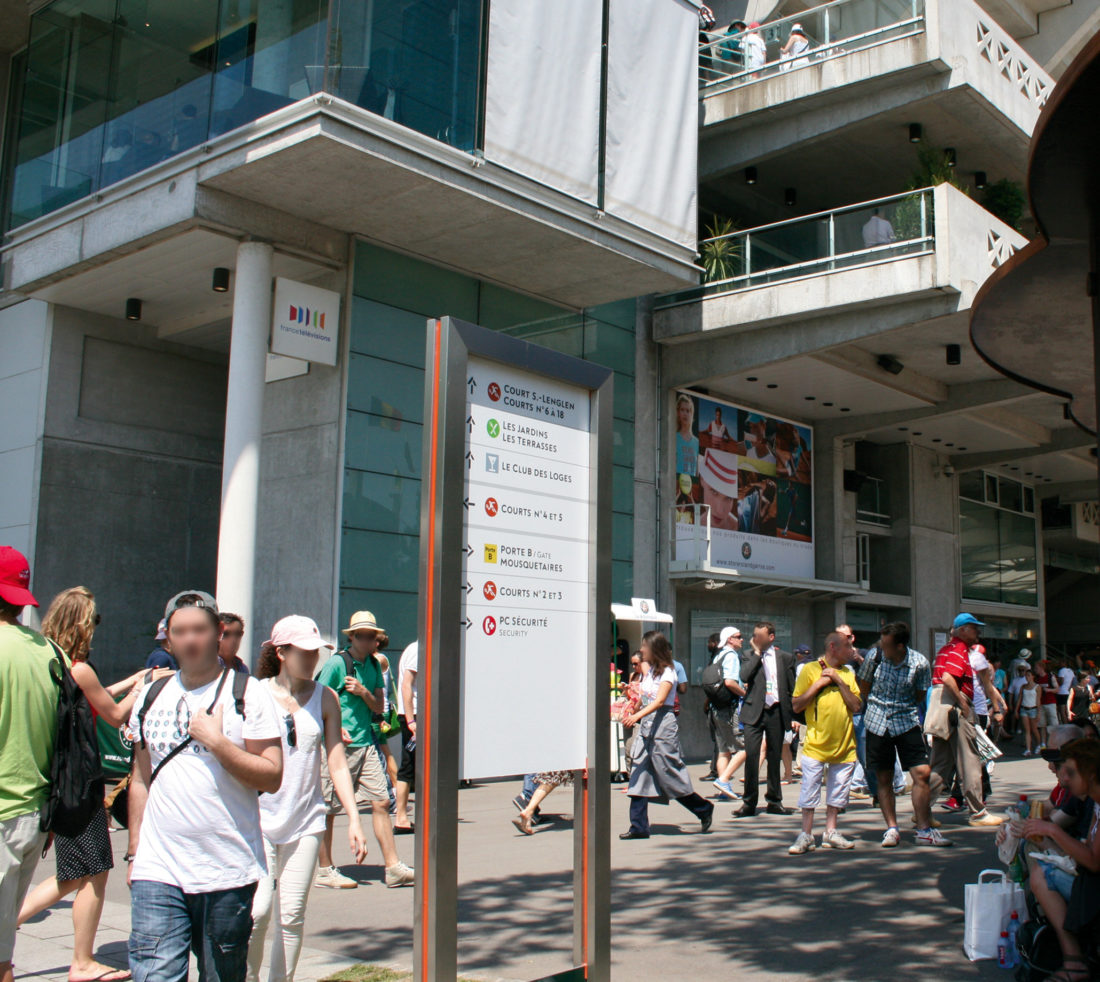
[1019,707,1037,719]
[1040,860,1075,902]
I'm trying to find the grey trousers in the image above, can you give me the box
[928,710,985,815]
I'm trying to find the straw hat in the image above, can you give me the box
[342,610,385,635]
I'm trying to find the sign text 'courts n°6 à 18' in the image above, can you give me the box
[269,277,340,366]
[415,316,611,982]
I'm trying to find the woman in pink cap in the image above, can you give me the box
[247,616,367,982]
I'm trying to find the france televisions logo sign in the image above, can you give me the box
[270,277,341,367]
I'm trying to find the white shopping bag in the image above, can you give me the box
[974,724,1004,763]
[964,869,1027,960]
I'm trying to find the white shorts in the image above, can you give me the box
[1040,704,1059,729]
[797,756,856,810]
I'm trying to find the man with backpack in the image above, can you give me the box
[126,590,283,982]
[857,622,950,848]
[0,547,56,982]
[314,611,414,889]
[705,627,746,800]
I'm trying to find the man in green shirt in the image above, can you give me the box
[314,611,413,889]
[0,547,56,982]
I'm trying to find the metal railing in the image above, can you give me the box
[658,187,935,309]
[700,0,925,92]
[856,476,891,527]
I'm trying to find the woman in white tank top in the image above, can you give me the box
[246,616,367,982]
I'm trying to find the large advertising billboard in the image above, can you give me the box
[674,389,814,579]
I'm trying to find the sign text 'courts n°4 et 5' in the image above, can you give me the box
[270,277,340,367]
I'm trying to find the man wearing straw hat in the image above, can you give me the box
[314,611,414,889]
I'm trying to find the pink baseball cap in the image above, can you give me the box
[265,615,334,651]
[0,546,37,607]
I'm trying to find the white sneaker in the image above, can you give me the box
[881,827,901,848]
[384,861,415,888]
[915,827,953,847]
[314,865,358,889]
[821,829,855,850]
[788,832,816,855]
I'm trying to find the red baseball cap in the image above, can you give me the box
[0,547,38,607]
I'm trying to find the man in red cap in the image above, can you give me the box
[0,546,57,982]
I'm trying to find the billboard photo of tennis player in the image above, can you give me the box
[674,390,813,578]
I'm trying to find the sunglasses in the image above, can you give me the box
[284,714,297,748]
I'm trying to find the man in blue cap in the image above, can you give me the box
[927,613,1003,827]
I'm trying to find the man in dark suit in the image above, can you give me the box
[735,621,796,816]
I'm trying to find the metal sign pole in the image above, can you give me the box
[416,316,612,982]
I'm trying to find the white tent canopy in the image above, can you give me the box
[610,597,673,624]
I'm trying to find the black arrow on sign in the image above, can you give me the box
[465,544,474,558]
[460,617,473,631]
[463,497,475,510]
[465,582,473,595]
[465,450,475,467]
[467,377,477,393]
[466,414,474,433]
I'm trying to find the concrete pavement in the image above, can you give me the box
[15,752,1052,982]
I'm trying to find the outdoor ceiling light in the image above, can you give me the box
[212,267,231,292]
[877,354,904,375]
[785,187,797,206]
[909,123,922,143]
[745,166,757,185]
[945,147,957,168]
[125,298,142,321]
[974,171,987,190]
[946,344,961,365]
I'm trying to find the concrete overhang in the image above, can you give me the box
[2,96,698,311]
[669,567,866,601]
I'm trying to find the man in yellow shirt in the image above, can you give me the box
[789,631,863,854]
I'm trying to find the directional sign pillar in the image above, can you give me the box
[415,317,612,982]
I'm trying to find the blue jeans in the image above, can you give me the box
[853,714,877,798]
[521,774,537,802]
[130,880,257,982]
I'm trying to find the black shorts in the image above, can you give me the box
[397,716,416,784]
[866,726,928,774]
[1056,694,1069,707]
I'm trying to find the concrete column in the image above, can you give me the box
[216,240,273,665]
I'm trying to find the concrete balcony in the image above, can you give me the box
[654,183,1025,344]
[700,0,1055,205]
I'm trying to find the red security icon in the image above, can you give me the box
[484,497,499,517]
[483,581,497,601]
[483,616,497,635]
[488,382,501,402]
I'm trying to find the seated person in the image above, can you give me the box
[1023,739,1100,982]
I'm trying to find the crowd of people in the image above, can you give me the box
[0,547,419,982]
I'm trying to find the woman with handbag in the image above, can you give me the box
[619,632,714,839]
[17,587,171,982]
[248,615,367,982]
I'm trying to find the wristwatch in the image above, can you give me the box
[123,853,135,863]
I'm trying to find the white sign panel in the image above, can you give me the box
[461,357,591,779]
[270,277,340,366]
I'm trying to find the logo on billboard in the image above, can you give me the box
[484,497,498,517]
[484,544,498,563]
[485,454,499,474]
[287,305,326,330]
[488,382,501,402]
[483,581,497,601]
[486,419,501,438]
[741,542,752,559]
[482,616,497,636]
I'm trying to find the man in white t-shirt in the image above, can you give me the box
[1056,658,1076,723]
[394,641,418,833]
[127,591,282,982]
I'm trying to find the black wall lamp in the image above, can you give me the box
[784,187,797,206]
[909,123,922,143]
[745,166,757,185]
[945,147,957,168]
[974,171,987,190]
[946,343,961,365]
[212,267,231,292]
[877,354,904,375]
[125,298,142,321]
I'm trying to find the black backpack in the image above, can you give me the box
[39,641,105,838]
[136,668,249,785]
[701,653,735,708]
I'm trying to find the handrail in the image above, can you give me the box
[700,186,935,244]
[700,0,926,91]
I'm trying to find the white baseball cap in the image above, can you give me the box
[700,449,739,498]
[265,615,335,651]
[155,618,167,641]
[719,626,742,647]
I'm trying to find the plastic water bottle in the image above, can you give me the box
[1006,911,1021,967]
[1013,794,1028,819]
[998,931,1011,968]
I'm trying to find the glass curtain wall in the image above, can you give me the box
[342,242,636,650]
[6,0,485,228]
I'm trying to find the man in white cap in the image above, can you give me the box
[709,627,746,799]
[699,448,740,530]
[314,611,413,889]
[144,618,177,671]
